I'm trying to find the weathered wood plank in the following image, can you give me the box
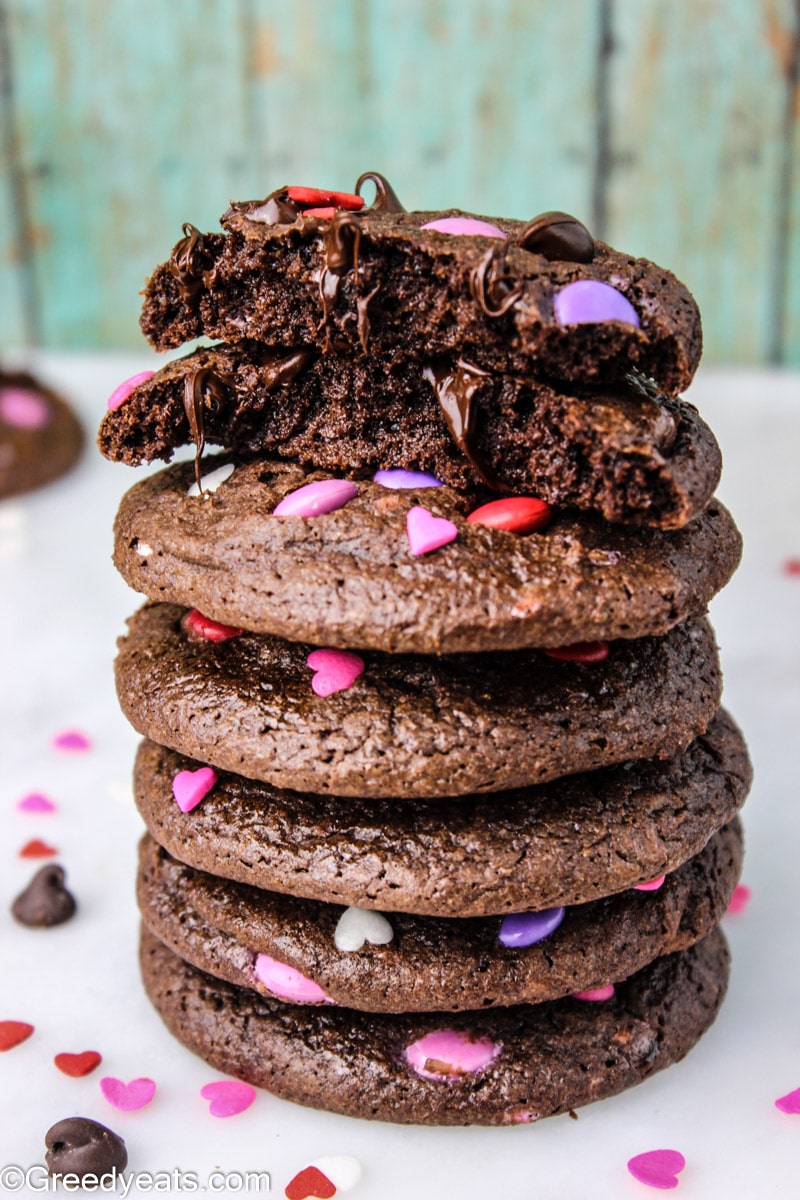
[605,0,795,365]
[0,2,35,346]
[774,0,799,363]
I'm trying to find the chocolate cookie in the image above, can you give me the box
[111,458,740,654]
[116,605,722,798]
[140,925,730,1125]
[140,180,702,393]
[0,367,83,497]
[98,344,720,527]
[133,710,750,915]
[137,822,742,1013]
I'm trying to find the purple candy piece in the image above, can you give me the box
[373,468,443,490]
[499,907,565,948]
[554,279,640,329]
[421,217,507,239]
[272,478,358,517]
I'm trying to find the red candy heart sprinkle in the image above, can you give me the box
[466,496,552,535]
[19,839,58,858]
[285,1166,336,1200]
[54,1050,102,1077]
[0,1021,34,1051]
[543,641,610,664]
[286,186,364,211]
[182,609,244,643]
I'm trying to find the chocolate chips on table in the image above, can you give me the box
[99,172,749,1125]
[45,1117,127,1180]
[12,864,76,927]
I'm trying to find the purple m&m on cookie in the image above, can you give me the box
[373,468,443,490]
[273,478,358,517]
[554,279,640,328]
[421,217,507,239]
[499,907,565,948]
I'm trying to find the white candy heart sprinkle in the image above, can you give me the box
[334,906,394,952]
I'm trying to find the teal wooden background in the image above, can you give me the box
[1,0,798,363]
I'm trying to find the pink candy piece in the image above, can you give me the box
[775,1087,800,1114]
[726,883,751,915]
[254,954,330,1004]
[273,479,358,517]
[572,985,615,1002]
[406,506,458,556]
[200,1080,256,1118]
[306,648,365,697]
[17,793,57,814]
[634,875,666,892]
[405,1029,502,1082]
[627,1149,686,1190]
[0,388,51,430]
[172,767,218,813]
[106,370,155,411]
[421,217,507,239]
[52,730,92,752]
[100,1076,156,1111]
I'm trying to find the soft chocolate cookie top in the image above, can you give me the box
[0,366,83,498]
[137,822,742,1013]
[140,176,702,391]
[141,926,730,1126]
[112,457,740,654]
[133,711,750,915]
[117,605,722,798]
[98,343,721,527]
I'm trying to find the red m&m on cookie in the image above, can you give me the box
[466,496,552,535]
[287,186,364,212]
[543,641,610,664]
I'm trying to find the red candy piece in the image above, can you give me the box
[19,839,58,858]
[286,186,365,211]
[783,559,800,576]
[182,609,243,643]
[0,1021,34,1051]
[285,1166,336,1200]
[466,496,552,535]
[302,207,337,219]
[543,641,610,664]
[54,1050,102,1077]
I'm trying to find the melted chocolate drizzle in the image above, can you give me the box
[241,186,303,227]
[183,368,231,492]
[318,211,364,349]
[169,224,214,306]
[422,360,507,491]
[355,171,406,213]
[469,247,524,317]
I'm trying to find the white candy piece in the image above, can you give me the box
[334,906,394,952]
[135,541,153,557]
[187,461,235,497]
[311,1156,362,1193]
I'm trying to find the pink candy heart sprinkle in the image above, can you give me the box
[17,793,57,814]
[775,1086,800,1114]
[172,767,218,813]
[406,506,458,556]
[726,883,751,915]
[100,1075,156,1111]
[52,730,92,753]
[627,1149,686,1190]
[200,1080,256,1118]
[307,648,365,697]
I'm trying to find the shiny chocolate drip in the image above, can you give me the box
[169,224,214,307]
[258,348,314,390]
[356,284,380,354]
[183,368,231,492]
[470,247,523,317]
[518,211,594,263]
[355,171,406,213]
[318,211,364,349]
[422,360,506,491]
[238,186,303,226]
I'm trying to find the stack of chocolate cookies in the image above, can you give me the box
[99,175,751,1126]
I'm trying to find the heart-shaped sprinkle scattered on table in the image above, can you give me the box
[0,1021,34,1051]
[55,1050,102,1077]
[100,1076,156,1111]
[627,1149,686,1190]
[200,1080,256,1118]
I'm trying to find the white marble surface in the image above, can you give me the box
[1,355,798,1198]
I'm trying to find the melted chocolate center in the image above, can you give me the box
[422,360,506,491]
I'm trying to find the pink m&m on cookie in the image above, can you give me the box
[254,955,330,1004]
[0,388,51,430]
[106,370,155,411]
[405,1030,502,1081]
[422,217,507,239]
[273,479,358,517]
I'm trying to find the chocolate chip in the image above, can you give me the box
[12,864,76,927]
[518,212,594,263]
[45,1117,127,1180]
